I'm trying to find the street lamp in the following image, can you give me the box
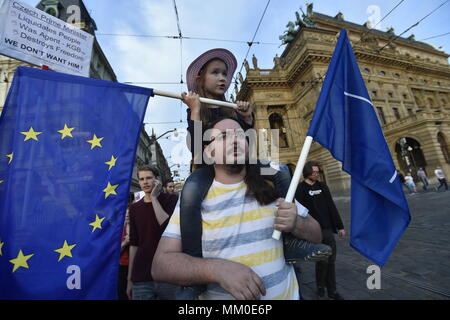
[155,128,178,141]
[407,146,416,170]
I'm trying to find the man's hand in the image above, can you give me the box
[212,259,266,300]
[274,198,297,233]
[126,280,132,300]
[150,180,162,199]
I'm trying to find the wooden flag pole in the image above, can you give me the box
[272,136,314,240]
[153,89,238,109]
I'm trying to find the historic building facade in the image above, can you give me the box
[237,5,450,193]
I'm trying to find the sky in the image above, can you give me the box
[22,0,450,179]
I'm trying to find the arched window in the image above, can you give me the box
[395,137,428,177]
[269,113,289,148]
[437,132,450,163]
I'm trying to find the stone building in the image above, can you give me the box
[237,5,450,193]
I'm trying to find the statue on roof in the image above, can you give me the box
[279,21,297,46]
[243,59,250,72]
[238,72,244,84]
[300,3,315,27]
[252,54,259,70]
[273,54,280,69]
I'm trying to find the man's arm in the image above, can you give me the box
[152,236,266,300]
[290,214,322,243]
[150,180,170,226]
[126,245,137,299]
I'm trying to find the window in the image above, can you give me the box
[403,94,408,100]
[407,108,414,116]
[363,68,370,73]
[269,113,289,148]
[379,71,386,76]
[393,108,401,120]
[409,77,414,82]
[394,73,400,78]
[376,107,387,125]
[371,90,378,98]
[388,92,394,98]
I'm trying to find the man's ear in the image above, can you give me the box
[203,142,215,165]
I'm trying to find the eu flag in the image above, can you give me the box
[307,30,411,266]
[0,67,152,299]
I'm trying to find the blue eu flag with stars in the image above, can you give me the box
[0,67,152,299]
[307,30,411,266]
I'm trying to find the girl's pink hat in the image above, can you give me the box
[186,48,237,92]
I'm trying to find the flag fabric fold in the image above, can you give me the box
[0,66,152,299]
[307,29,411,266]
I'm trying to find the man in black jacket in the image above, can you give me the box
[295,161,346,300]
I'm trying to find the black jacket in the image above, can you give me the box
[295,180,344,233]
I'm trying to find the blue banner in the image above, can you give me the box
[307,30,411,266]
[0,67,152,299]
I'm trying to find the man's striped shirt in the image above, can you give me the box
[163,179,299,300]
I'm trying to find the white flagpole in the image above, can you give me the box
[272,136,314,240]
[153,89,238,109]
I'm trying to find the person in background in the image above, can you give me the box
[416,167,429,191]
[404,172,417,194]
[117,195,132,300]
[127,165,179,300]
[434,166,448,191]
[164,180,177,195]
[295,161,346,300]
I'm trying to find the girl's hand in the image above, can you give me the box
[181,91,201,115]
[236,101,253,125]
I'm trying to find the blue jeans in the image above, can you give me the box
[132,281,178,300]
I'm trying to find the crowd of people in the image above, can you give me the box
[115,48,447,301]
[398,166,448,194]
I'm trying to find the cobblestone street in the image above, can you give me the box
[297,188,450,300]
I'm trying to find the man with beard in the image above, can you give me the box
[152,117,322,300]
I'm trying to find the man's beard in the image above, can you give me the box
[223,163,245,175]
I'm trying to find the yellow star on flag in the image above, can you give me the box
[105,156,118,171]
[89,214,105,233]
[103,181,119,199]
[0,179,3,184]
[6,153,13,164]
[57,124,75,139]
[54,240,76,262]
[9,249,34,273]
[0,241,4,256]
[86,134,103,150]
[20,127,42,141]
